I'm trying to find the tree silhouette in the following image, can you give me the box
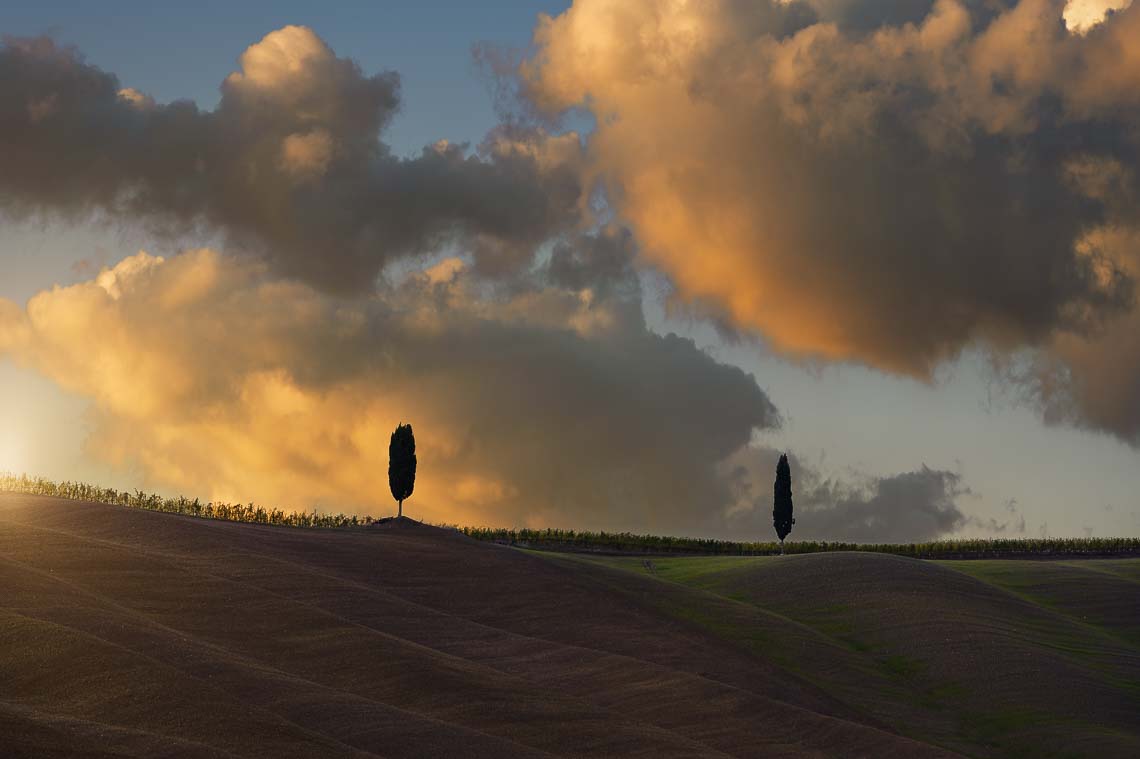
[389,423,416,518]
[773,453,795,553]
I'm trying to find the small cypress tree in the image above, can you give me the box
[389,423,416,518]
[773,453,795,553]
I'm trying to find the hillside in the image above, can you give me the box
[2,493,1137,757]
[557,553,1140,757]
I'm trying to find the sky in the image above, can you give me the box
[1,0,1139,540]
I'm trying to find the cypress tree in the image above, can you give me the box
[773,453,795,552]
[389,423,416,518]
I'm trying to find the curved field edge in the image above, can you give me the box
[3,474,1137,559]
[3,492,1136,757]
[537,551,1140,758]
[3,493,966,759]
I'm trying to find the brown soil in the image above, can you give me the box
[0,493,1097,757]
[644,551,1140,758]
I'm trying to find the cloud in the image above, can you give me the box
[2,248,983,540]
[279,129,334,180]
[1001,222,1140,443]
[519,0,1140,440]
[1063,0,1133,33]
[0,240,782,532]
[720,447,974,542]
[0,24,979,538]
[0,19,1080,538]
[808,467,970,542]
[0,27,584,291]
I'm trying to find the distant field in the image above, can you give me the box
[2,492,1138,758]
[3,474,1137,559]
[460,526,1140,559]
[547,552,1140,758]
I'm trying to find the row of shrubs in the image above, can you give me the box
[4,473,1138,558]
[457,526,1140,558]
[0,474,374,529]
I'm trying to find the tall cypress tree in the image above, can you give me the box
[773,453,795,552]
[389,423,416,518]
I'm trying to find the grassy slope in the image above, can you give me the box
[938,560,1140,647]
[1,493,959,759]
[3,492,1137,758]
[542,553,1140,759]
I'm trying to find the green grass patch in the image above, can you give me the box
[470,524,1140,558]
[880,654,925,680]
[938,559,1140,655]
[537,550,1140,758]
[959,707,1072,757]
[917,682,967,711]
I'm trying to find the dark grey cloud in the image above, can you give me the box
[546,227,640,300]
[786,0,944,31]
[800,467,970,542]
[0,28,583,292]
[719,447,979,542]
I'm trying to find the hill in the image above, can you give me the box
[1,493,1137,757]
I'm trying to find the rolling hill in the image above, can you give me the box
[1,492,1137,757]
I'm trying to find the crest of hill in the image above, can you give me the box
[2,492,1138,758]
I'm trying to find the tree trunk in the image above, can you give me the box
[779,538,784,556]
[398,499,403,518]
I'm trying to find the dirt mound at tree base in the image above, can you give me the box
[368,514,441,530]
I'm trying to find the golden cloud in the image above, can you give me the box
[0,244,779,531]
[0,18,1000,534]
[520,0,1140,444]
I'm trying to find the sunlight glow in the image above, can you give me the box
[0,428,25,475]
[1064,0,1132,33]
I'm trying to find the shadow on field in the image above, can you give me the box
[2,493,1137,758]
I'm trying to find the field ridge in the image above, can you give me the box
[3,474,1137,559]
[3,492,971,758]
